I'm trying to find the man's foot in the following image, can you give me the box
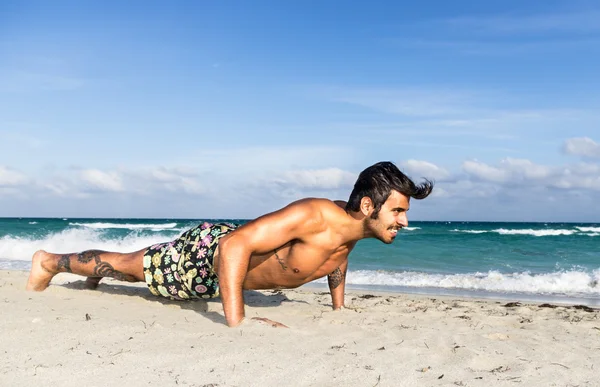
[26,250,56,291]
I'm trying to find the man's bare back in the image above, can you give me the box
[26,161,433,327]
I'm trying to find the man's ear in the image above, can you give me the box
[360,197,373,216]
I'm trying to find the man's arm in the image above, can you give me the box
[217,199,322,327]
[328,259,348,310]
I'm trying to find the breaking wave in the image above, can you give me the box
[451,228,596,237]
[343,269,600,296]
[0,228,177,262]
[69,222,179,231]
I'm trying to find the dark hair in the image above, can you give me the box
[345,161,434,218]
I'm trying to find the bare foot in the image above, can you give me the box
[26,250,56,291]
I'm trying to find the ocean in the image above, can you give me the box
[1,218,599,305]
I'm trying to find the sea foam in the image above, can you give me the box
[493,228,577,236]
[69,222,178,230]
[576,226,600,233]
[451,228,587,237]
[0,228,175,261]
[451,229,487,234]
[339,269,600,296]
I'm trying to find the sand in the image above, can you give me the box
[1,270,598,387]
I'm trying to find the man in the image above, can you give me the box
[26,161,433,327]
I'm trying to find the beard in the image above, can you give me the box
[366,216,397,244]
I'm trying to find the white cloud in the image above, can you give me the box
[121,167,208,195]
[3,145,600,220]
[80,169,124,192]
[463,158,553,183]
[570,163,600,175]
[16,166,212,199]
[563,137,600,158]
[436,179,501,199]
[461,158,600,191]
[500,158,553,180]
[273,168,357,190]
[23,166,210,205]
[400,159,451,181]
[44,181,72,196]
[158,176,206,195]
[148,168,193,183]
[43,181,90,199]
[550,163,600,190]
[0,166,28,186]
[462,160,511,183]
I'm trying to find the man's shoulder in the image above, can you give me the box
[289,198,344,212]
[286,198,348,226]
[240,198,346,236]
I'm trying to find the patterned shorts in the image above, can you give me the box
[142,222,238,300]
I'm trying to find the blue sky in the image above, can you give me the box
[1,0,600,221]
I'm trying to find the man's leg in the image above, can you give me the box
[26,248,146,291]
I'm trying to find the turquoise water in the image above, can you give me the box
[1,218,599,304]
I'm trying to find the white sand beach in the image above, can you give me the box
[1,270,598,387]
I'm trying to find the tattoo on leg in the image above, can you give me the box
[76,249,136,282]
[328,267,345,289]
[274,248,287,271]
[57,254,72,273]
[93,261,137,282]
[77,250,104,264]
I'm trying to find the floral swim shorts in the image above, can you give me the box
[142,222,238,300]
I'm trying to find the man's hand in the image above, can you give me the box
[217,234,251,327]
[251,317,289,328]
[328,260,348,309]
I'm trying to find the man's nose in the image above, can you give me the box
[397,214,408,227]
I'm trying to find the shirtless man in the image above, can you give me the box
[26,161,433,327]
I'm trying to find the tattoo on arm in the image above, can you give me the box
[274,248,288,271]
[57,254,72,273]
[328,267,345,289]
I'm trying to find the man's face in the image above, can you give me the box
[367,190,410,244]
